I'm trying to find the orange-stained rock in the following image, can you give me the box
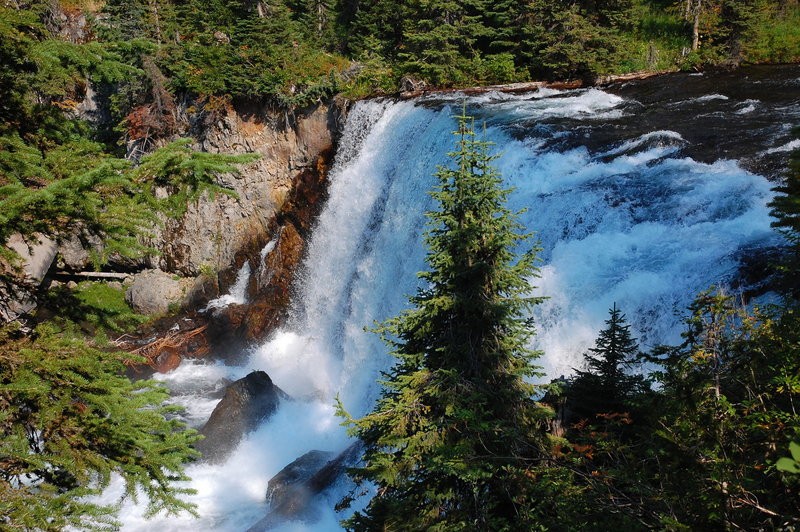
[241,301,284,343]
[154,347,182,373]
[122,107,338,373]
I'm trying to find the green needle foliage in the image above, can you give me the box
[133,138,259,219]
[567,303,647,422]
[0,3,260,293]
[631,289,800,530]
[768,130,800,299]
[0,324,200,530]
[339,111,553,531]
[0,137,258,289]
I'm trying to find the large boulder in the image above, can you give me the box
[125,269,193,315]
[266,450,335,504]
[305,442,363,494]
[55,232,104,271]
[1,234,58,322]
[6,234,57,283]
[246,442,363,531]
[196,371,287,463]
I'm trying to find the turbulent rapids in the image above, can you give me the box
[109,66,799,530]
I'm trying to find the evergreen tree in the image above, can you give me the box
[768,134,800,299]
[583,304,638,385]
[516,0,617,81]
[306,0,338,48]
[642,289,800,529]
[568,303,643,421]
[347,0,412,60]
[0,324,200,530]
[0,7,40,130]
[339,111,552,530]
[399,0,490,86]
[98,0,152,41]
[480,0,520,54]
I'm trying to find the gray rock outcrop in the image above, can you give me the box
[0,234,58,322]
[6,234,57,284]
[55,233,104,271]
[125,269,193,315]
[142,100,343,278]
[196,371,288,463]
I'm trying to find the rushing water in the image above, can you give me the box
[110,66,799,530]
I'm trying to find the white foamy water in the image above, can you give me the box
[204,262,251,311]
[429,87,626,120]
[735,99,760,114]
[671,93,730,107]
[600,130,685,158]
[697,93,729,102]
[108,87,785,530]
[101,398,348,532]
[765,138,800,154]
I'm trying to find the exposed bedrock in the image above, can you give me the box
[144,98,344,279]
[123,97,346,371]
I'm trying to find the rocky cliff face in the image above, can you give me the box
[144,99,344,280]
[123,98,346,372]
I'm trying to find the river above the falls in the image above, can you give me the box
[109,64,800,531]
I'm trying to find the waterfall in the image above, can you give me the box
[108,77,795,530]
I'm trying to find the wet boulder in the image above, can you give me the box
[196,371,287,463]
[266,450,335,504]
[306,442,363,494]
[246,442,363,531]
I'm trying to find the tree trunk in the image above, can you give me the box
[149,0,162,45]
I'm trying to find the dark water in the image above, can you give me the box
[547,65,800,176]
[608,65,800,174]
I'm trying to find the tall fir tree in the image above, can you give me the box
[567,303,642,422]
[347,0,412,60]
[768,134,800,299]
[399,0,490,86]
[480,0,523,53]
[306,0,338,48]
[515,0,616,81]
[339,110,553,530]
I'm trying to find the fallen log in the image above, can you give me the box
[398,69,676,99]
[70,271,129,279]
